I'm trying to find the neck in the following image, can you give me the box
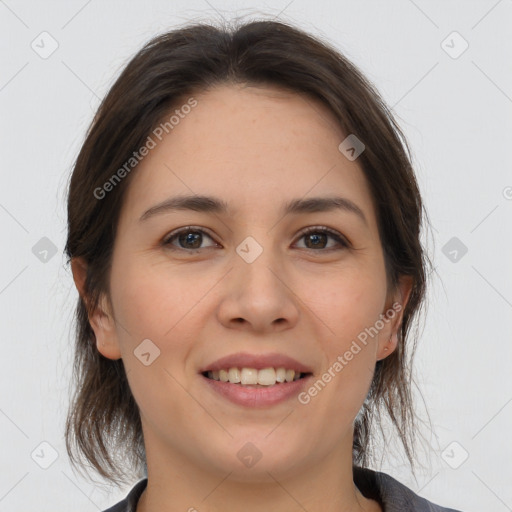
[136,430,381,512]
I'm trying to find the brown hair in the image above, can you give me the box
[65,18,433,486]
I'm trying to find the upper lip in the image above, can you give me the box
[200,352,313,374]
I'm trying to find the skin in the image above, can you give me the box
[72,84,412,512]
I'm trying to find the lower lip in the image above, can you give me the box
[201,374,312,407]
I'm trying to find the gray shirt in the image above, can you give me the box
[102,466,464,511]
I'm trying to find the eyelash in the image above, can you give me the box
[162,225,350,253]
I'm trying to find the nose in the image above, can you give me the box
[216,244,300,334]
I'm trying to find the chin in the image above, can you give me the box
[201,435,306,482]
[219,456,304,484]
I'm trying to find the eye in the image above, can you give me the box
[162,225,350,253]
[294,226,349,251]
[163,226,218,251]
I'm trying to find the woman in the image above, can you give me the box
[65,19,464,512]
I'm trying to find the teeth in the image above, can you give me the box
[241,368,258,385]
[257,367,276,386]
[275,367,286,383]
[228,367,241,383]
[206,367,304,385]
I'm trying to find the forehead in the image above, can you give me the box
[119,84,377,229]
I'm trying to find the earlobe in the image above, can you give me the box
[89,299,123,360]
[70,257,122,360]
[377,334,397,362]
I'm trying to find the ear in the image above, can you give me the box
[70,257,122,360]
[376,275,413,362]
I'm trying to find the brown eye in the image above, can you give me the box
[295,227,349,251]
[163,227,218,251]
[162,226,349,253]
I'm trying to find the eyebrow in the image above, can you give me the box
[139,194,368,226]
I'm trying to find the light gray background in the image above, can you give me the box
[1,1,511,511]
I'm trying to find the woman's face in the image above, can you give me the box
[87,84,411,481]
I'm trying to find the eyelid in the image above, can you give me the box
[294,225,350,250]
[162,225,350,251]
[162,225,218,248]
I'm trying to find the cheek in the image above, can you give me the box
[302,269,384,401]
[109,261,204,418]
[306,265,386,340]
[110,258,211,342]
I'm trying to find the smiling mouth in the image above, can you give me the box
[202,367,312,386]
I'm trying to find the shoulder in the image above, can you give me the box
[101,478,148,512]
[353,466,465,511]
